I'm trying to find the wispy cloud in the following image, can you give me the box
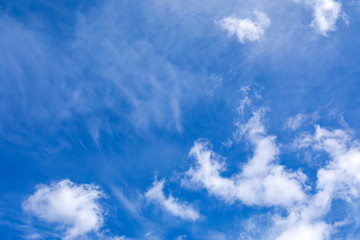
[285,112,319,130]
[145,180,200,221]
[0,2,199,152]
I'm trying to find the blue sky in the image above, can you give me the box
[1,0,360,239]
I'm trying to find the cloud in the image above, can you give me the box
[73,2,191,133]
[1,2,201,152]
[286,114,308,130]
[275,217,330,240]
[145,180,200,221]
[182,110,306,207]
[219,10,271,44]
[297,0,343,36]
[285,112,319,130]
[311,0,342,36]
[22,179,104,240]
[275,125,360,239]
[302,126,360,201]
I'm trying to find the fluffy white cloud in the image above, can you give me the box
[297,0,343,36]
[182,111,306,207]
[219,10,271,44]
[22,179,104,240]
[145,180,200,221]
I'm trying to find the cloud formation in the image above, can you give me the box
[311,0,342,36]
[297,125,360,201]
[183,111,306,207]
[219,10,271,44]
[22,179,104,240]
[182,109,360,239]
[145,180,200,221]
[297,0,343,36]
[275,125,360,239]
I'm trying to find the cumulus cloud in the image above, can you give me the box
[219,10,271,44]
[297,0,343,36]
[145,180,200,221]
[22,179,104,240]
[182,111,306,207]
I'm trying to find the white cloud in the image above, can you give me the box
[145,180,200,221]
[275,217,330,240]
[304,126,360,201]
[272,191,332,240]
[297,0,343,36]
[182,111,306,207]
[22,179,104,240]
[311,0,342,36]
[219,10,271,44]
[275,125,360,239]
[176,107,360,239]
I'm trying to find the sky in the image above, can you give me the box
[1,0,360,239]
